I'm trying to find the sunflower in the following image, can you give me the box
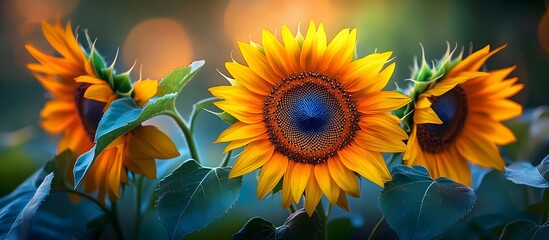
[210,21,410,215]
[403,44,523,186]
[27,19,179,203]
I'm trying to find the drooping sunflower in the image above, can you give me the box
[402,44,523,186]
[210,21,410,215]
[27,19,179,203]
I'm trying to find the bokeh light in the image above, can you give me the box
[15,0,79,23]
[122,18,193,79]
[224,0,342,43]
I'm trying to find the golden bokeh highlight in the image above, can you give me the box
[15,0,79,23]
[122,18,193,79]
[224,0,342,43]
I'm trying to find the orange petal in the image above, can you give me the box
[257,153,288,199]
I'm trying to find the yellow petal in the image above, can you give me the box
[281,160,295,208]
[337,145,390,187]
[215,121,266,143]
[209,86,264,104]
[134,79,158,106]
[290,162,312,203]
[467,115,516,145]
[327,156,360,197]
[469,99,522,121]
[213,101,264,124]
[299,21,320,71]
[223,132,268,153]
[281,25,300,73]
[336,191,349,211]
[357,91,411,114]
[359,113,408,140]
[455,131,505,171]
[84,84,115,103]
[238,41,280,84]
[304,172,322,217]
[428,147,472,186]
[40,100,77,133]
[230,139,274,178]
[257,153,288,199]
[225,61,272,95]
[127,125,180,159]
[341,52,392,93]
[319,28,350,72]
[353,130,407,153]
[447,45,506,77]
[75,75,107,85]
[413,106,443,124]
[262,29,292,77]
[314,163,340,205]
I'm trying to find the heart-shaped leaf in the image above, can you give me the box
[156,159,242,240]
[505,155,549,188]
[0,162,55,240]
[500,220,549,240]
[233,208,321,240]
[379,165,476,240]
[157,60,205,96]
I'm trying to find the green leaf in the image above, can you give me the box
[73,94,177,187]
[500,220,549,240]
[189,97,219,131]
[505,155,549,188]
[379,165,476,240]
[233,208,321,240]
[44,150,74,188]
[156,159,242,240]
[157,60,205,96]
[205,109,238,125]
[0,167,53,239]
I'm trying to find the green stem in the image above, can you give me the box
[387,153,401,168]
[111,201,124,240]
[368,216,386,240]
[316,202,328,240]
[133,176,143,239]
[52,188,109,213]
[288,203,297,214]
[219,150,232,168]
[166,110,200,162]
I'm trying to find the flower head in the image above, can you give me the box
[27,19,179,203]
[211,21,410,215]
[403,44,523,186]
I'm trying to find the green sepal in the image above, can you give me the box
[113,73,132,95]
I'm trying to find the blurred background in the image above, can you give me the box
[1,0,548,239]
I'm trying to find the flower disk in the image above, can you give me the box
[211,21,411,216]
[263,72,360,164]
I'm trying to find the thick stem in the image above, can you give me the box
[52,188,109,213]
[218,150,232,168]
[166,110,200,162]
[316,203,328,240]
[111,201,124,240]
[133,176,143,239]
[368,216,386,240]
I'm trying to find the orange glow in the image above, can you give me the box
[539,11,549,54]
[122,18,193,79]
[224,0,342,44]
[15,0,79,23]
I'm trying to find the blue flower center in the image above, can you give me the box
[263,72,360,164]
[417,85,468,153]
[293,94,330,133]
[75,83,106,141]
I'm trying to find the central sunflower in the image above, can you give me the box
[211,21,411,215]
